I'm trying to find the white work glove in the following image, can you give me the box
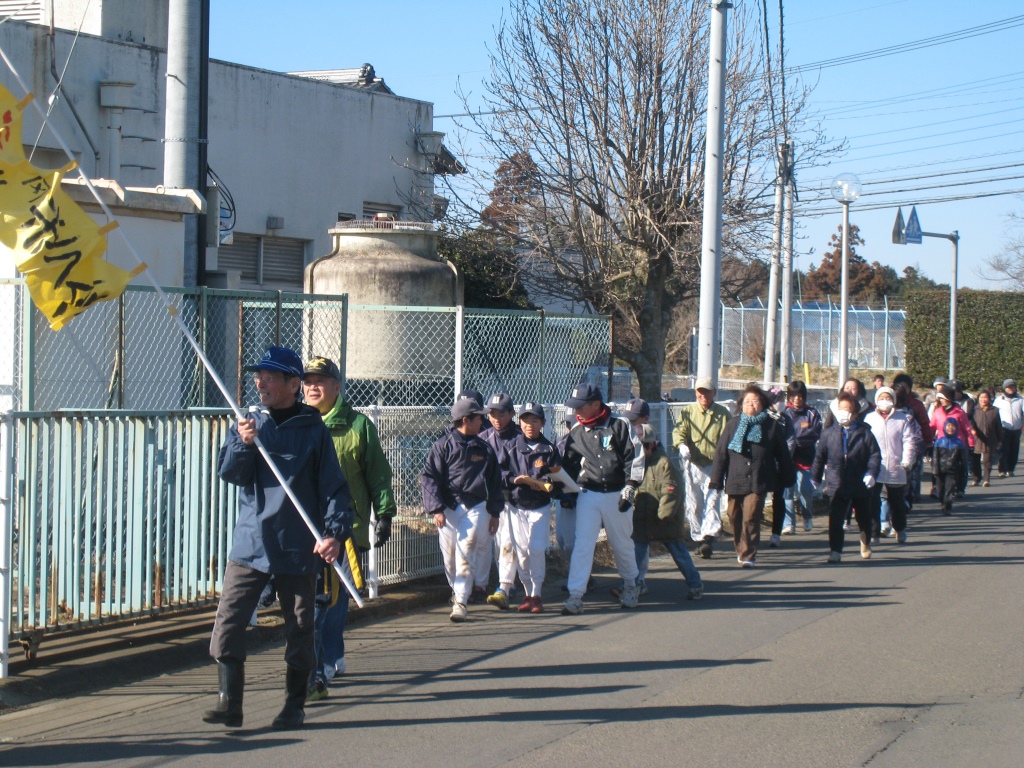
[678,444,691,462]
[863,474,876,489]
[706,489,721,512]
[901,461,914,471]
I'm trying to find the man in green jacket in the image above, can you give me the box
[302,356,397,700]
[671,377,731,559]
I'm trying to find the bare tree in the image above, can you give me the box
[445,0,835,399]
[985,211,1024,289]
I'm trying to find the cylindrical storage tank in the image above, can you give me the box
[305,221,462,405]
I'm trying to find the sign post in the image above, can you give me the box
[892,207,959,379]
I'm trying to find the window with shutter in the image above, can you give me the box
[261,237,306,289]
[0,2,42,21]
[216,234,306,290]
[217,233,259,284]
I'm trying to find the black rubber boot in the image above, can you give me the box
[271,666,310,730]
[202,659,244,727]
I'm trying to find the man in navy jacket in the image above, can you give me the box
[203,347,352,731]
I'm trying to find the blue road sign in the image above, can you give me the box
[892,207,906,245]
[905,206,922,244]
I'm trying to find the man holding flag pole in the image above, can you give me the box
[0,42,368,720]
[205,346,353,730]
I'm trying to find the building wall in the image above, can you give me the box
[0,18,436,289]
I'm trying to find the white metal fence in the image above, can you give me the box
[721,299,906,370]
[0,280,614,669]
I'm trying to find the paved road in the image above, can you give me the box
[2,481,1022,768]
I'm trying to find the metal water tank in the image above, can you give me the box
[305,221,462,404]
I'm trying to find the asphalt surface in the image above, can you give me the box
[1,478,1022,768]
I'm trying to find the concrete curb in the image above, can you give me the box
[0,579,451,712]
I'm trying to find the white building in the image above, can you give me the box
[0,0,460,290]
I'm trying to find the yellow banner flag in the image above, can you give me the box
[10,171,134,331]
[0,82,29,164]
[0,159,60,242]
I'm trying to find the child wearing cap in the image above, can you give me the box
[480,393,523,609]
[934,418,965,514]
[633,424,703,600]
[493,402,563,612]
[420,399,503,622]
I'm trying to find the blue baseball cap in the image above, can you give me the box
[486,392,515,413]
[519,401,546,420]
[244,346,303,377]
[457,389,485,407]
[623,398,650,422]
[565,382,603,408]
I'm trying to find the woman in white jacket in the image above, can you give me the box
[864,386,921,546]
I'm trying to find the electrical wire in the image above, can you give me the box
[842,103,1024,141]
[796,186,1024,217]
[789,14,1024,74]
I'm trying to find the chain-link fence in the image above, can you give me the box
[461,310,612,404]
[720,300,906,370]
[1,281,350,412]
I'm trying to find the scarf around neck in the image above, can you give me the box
[577,404,610,429]
[728,409,769,453]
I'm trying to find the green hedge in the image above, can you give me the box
[906,289,1024,390]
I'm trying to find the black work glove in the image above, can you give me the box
[618,484,636,512]
[374,516,393,548]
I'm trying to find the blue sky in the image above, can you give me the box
[210,0,1024,292]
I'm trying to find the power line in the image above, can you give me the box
[842,103,1024,141]
[801,147,1024,186]
[789,14,1024,74]
[801,161,1024,194]
[840,127,1024,164]
[814,70,1024,116]
[801,171,1024,203]
[797,186,1024,217]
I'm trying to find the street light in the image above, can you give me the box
[831,173,862,391]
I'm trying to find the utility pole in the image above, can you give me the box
[762,143,786,385]
[780,141,795,382]
[696,0,731,385]
[164,0,208,287]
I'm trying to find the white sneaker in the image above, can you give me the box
[449,603,467,622]
[561,595,584,615]
[620,585,639,609]
[769,534,781,548]
[740,559,755,568]
[636,577,648,596]
[860,542,872,559]
[781,526,796,535]
[828,551,841,564]
[896,530,908,544]
[804,518,813,532]
[880,524,892,537]
[887,527,898,538]
[842,522,850,531]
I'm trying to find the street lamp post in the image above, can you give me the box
[831,173,862,391]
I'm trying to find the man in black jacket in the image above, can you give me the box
[421,399,503,622]
[560,383,645,614]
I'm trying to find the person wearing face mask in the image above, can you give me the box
[811,393,881,563]
[864,387,920,545]
[822,378,873,429]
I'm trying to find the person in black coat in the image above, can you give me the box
[811,392,881,564]
[709,384,795,568]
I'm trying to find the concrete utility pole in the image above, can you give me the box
[762,143,786,385]
[164,0,206,286]
[780,141,795,382]
[696,0,731,385]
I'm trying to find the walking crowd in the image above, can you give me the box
[201,344,1024,730]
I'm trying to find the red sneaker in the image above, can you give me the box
[517,596,533,612]
[529,597,543,614]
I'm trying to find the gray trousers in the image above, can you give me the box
[209,561,316,670]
